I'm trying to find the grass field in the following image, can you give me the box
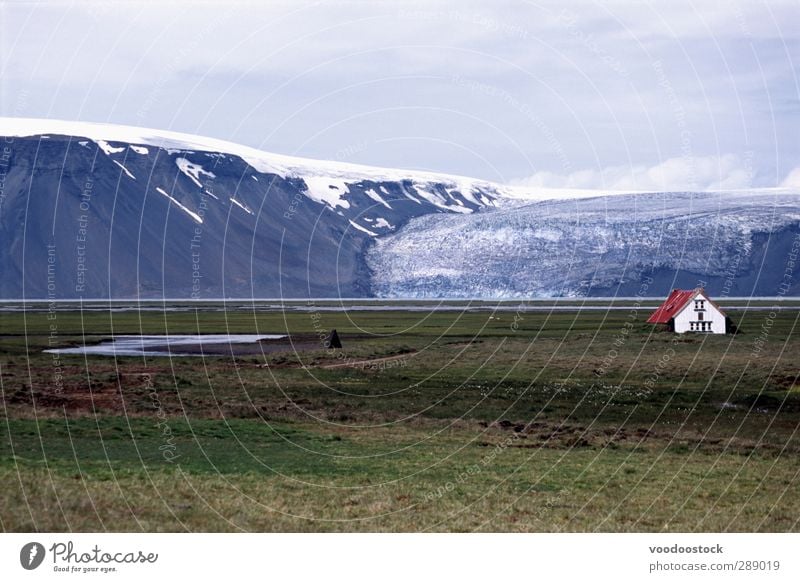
[1,303,798,531]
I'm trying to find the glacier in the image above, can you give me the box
[367,191,800,298]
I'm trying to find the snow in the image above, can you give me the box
[97,140,124,155]
[348,219,377,237]
[413,183,473,213]
[155,187,203,224]
[203,189,219,200]
[230,197,255,215]
[112,160,136,180]
[448,185,480,206]
[0,118,505,208]
[176,157,216,188]
[302,177,351,210]
[373,218,394,229]
[130,145,148,155]
[365,188,392,209]
[251,175,258,182]
[401,185,422,204]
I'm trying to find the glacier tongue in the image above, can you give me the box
[367,191,800,298]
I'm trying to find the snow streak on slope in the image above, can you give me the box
[112,160,136,180]
[230,197,255,215]
[155,187,204,224]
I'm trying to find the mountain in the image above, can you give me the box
[0,119,503,299]
[1,118,798,299]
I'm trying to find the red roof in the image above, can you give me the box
[646,289,697,324]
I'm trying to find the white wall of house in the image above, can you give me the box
[673,292,726,334]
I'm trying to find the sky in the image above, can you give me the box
[1,0,798,190]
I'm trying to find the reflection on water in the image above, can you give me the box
[44,334,285,357]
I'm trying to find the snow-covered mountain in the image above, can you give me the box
[0,119,505,299]
[1,118,798,299]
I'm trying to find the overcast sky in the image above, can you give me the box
[2,0,798,190]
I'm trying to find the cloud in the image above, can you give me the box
[509,154,762,191]
[780,167,800,189]
[3,1,797,182]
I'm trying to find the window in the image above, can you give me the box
[698,312,704,321]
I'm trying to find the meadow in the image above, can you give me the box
[1,301,798,531]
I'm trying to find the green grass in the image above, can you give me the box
[1,305,798,531]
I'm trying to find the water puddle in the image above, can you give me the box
[44,334,286,357]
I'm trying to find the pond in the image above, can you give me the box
[44,334,286,357]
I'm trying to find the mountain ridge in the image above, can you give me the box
[1,118,798,299]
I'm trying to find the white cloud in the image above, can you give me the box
[510,154,759,191]
[2,1,797,182]
[780,167,800,189]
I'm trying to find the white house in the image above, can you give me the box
[647,288,728,334]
